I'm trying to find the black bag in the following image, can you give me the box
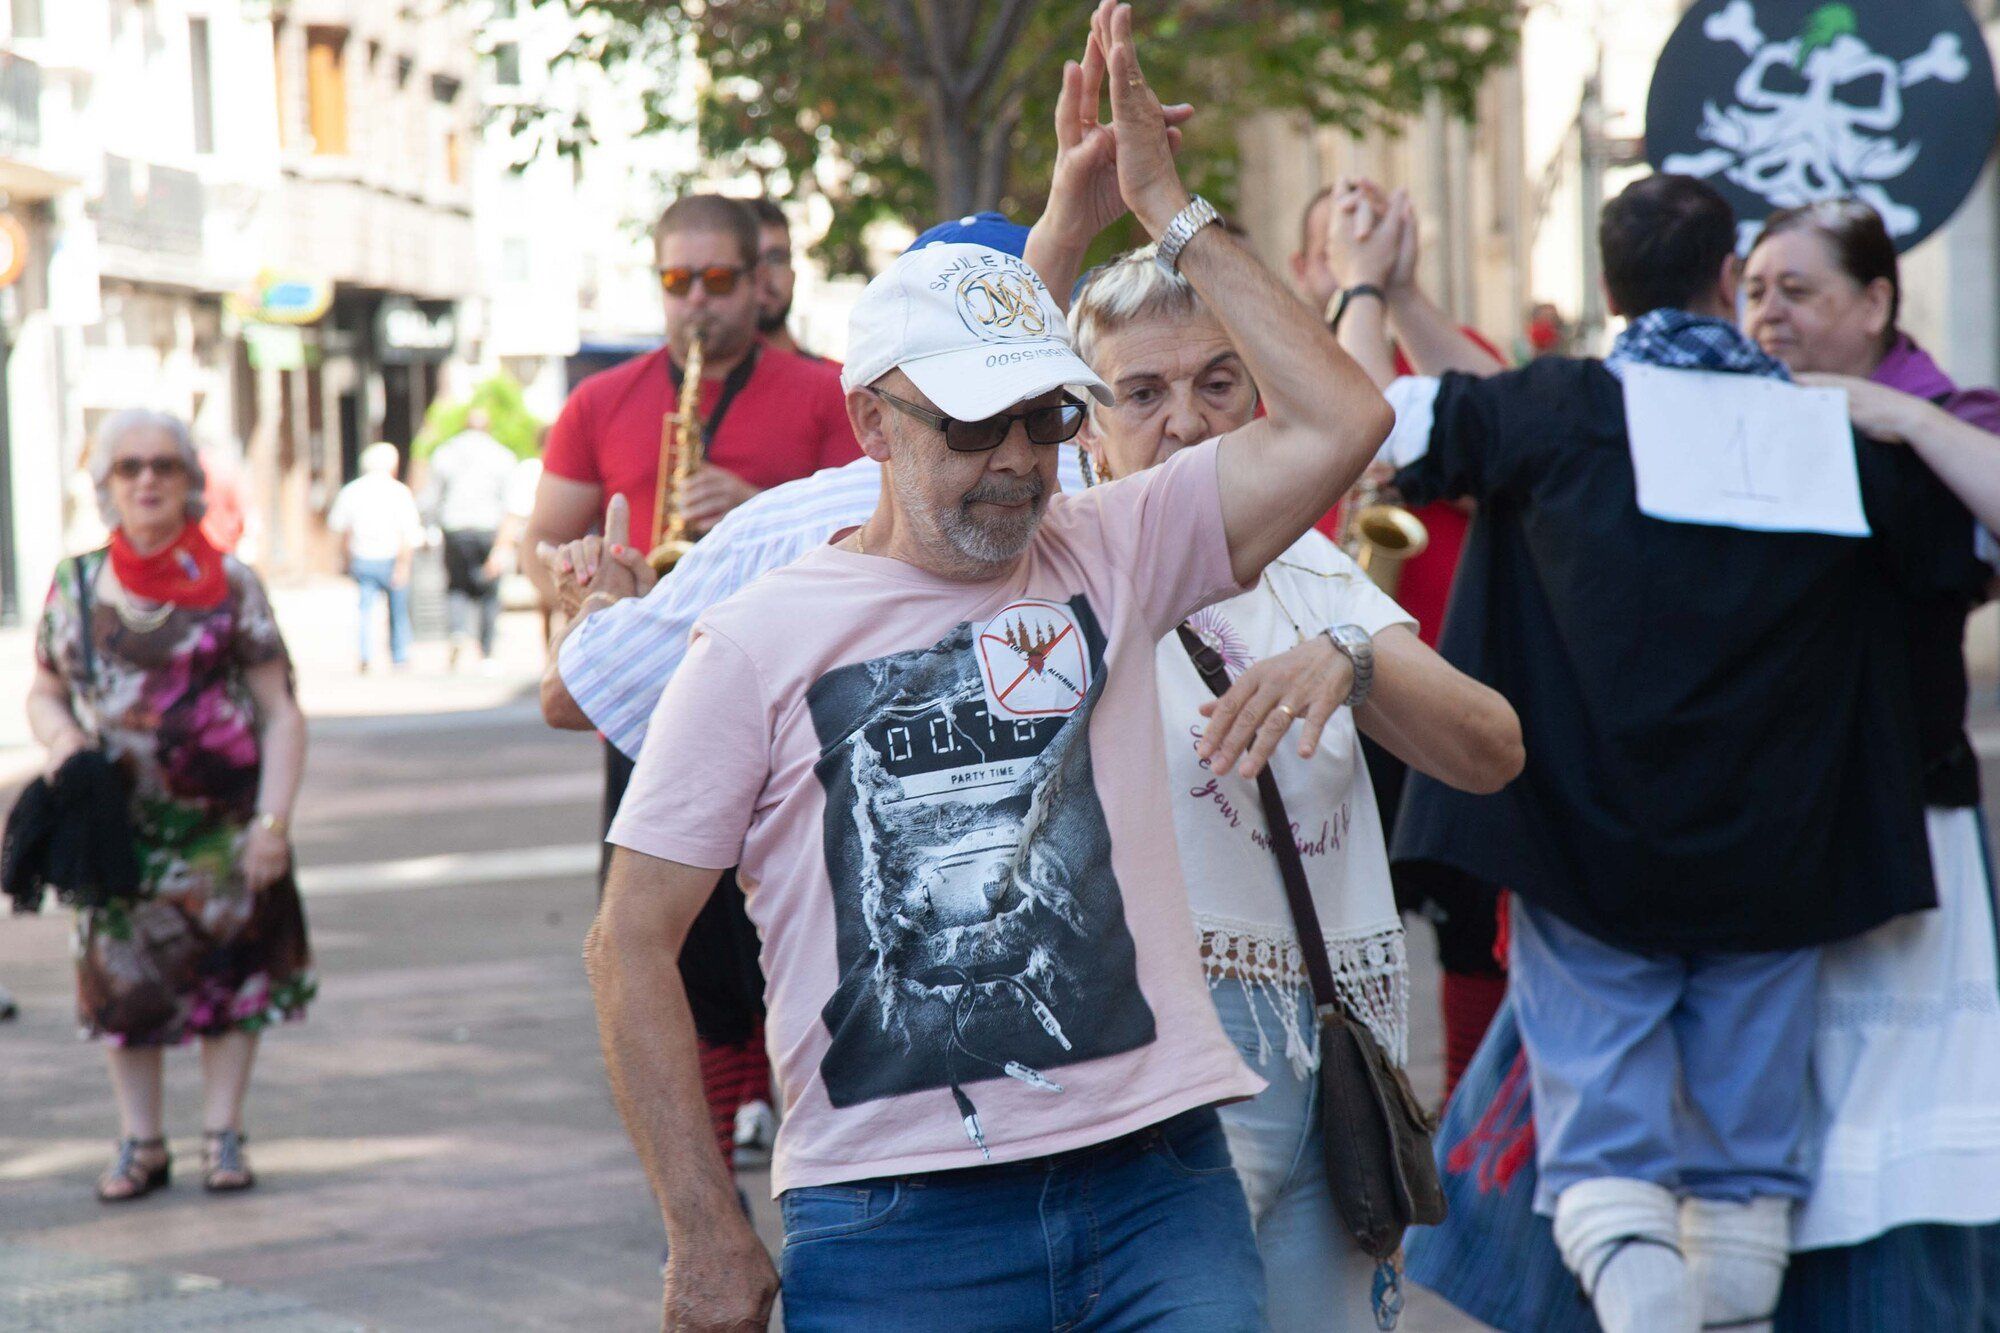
[1177,625,1446,1261]
[2,554,142,913]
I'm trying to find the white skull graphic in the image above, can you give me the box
[1662,0,1969,244]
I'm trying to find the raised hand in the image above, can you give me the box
[1045,12,1193,248]
[1095,2,1192,237]
[1388,188,1421,292]
[1329,181,1402,291]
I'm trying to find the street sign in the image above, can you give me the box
[1645,0,2000,251]
[226,269,333,326]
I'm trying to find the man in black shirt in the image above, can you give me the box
[1332,176,1986,1333]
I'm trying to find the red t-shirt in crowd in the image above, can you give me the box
[1314,330,1501,646]
[542,342,861,546]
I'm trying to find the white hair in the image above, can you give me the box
[1071,245,1206,369]
[360,442,402,475]
[91,409,207,526]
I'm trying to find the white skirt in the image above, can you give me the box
[1794,805,2000,1250]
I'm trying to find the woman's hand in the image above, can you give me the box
[1329,184,1402,292]
[1795,372,1936,445]
[1196,634,1354,780]
[242,823,291,894]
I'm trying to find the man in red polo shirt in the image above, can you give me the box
[525,193,857,1187]
[1293,181,1512,1096]
[524,193,859,609]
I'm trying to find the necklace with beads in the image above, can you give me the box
[103,572,175,633]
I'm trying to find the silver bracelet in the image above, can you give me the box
[1154,196,1221,276]
[1322,624,1375,710]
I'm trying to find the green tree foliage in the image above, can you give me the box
[413,373,546,462]
[535,0,1521,271]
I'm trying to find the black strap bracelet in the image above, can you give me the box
[1329,284,1385,333]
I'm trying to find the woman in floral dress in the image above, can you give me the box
[27,409,312,1201]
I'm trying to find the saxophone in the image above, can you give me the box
[1337,477,1429,597]
[647,333,704,573]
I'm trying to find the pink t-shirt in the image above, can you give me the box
[611,440,1266,1193]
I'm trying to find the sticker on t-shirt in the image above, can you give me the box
[806,595,1155,1139]
[975,599,1091,719]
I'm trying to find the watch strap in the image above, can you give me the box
[1329,284,1385,333]
[1322,624,1375,710]
[1154,196,1221,275]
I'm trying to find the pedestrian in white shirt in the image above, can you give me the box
[327,442,423,671]
[422,410,520,670]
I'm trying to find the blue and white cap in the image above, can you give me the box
[841,243,1113,421]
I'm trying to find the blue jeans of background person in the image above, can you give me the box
[778,1107,1266,1332]
[350,558,411,666]
[1508,896,1817,1214]
[1210,980,1388,1332]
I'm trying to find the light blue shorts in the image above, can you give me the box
[1508,896,1817,1214]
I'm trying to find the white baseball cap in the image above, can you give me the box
[840,243,1113,421]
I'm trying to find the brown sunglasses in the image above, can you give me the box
[111,456,188,480]
[658,265,750,297]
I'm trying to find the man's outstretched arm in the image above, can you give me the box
[586,848,777,1331]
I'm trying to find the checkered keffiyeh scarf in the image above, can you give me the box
[1602,308,1790,383]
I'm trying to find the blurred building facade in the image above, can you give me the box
[0,0,481,615]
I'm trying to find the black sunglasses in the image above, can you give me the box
[871,388,1086,453]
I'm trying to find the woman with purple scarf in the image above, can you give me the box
[1404,199,2000,1332]
[1740,198,2000,1329]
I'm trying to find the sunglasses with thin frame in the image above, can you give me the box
[657,264,751,298]
[111,456,188,480]
[871,388,1087,453]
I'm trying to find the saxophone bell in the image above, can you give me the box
[1338,482,1429,597]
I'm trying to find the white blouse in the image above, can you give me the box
[1157,530,1414,1074]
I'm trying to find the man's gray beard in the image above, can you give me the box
[896,468,1048,573]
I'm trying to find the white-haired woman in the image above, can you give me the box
[27,409,312,1201]
[1070,251,1523,1331]
[327,441,423,671]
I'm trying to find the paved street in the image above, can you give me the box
[0,592,1994,1331]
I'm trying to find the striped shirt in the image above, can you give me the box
[559,451,1089,758]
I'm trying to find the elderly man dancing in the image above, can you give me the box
[582,6,1399,1329]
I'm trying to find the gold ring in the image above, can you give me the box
[1275,703,1297,721]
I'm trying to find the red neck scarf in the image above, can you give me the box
[108,523,228,609]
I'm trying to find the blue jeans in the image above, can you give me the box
[778,1107,1267,1331]
[1210,980,1386,1332]
[351,558,411,666]
[1509,896,1817,1213]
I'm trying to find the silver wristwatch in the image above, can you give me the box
[1322,624,1375,710]
[1154,196,1221,275]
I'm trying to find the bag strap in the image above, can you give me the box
[1176,623,1344,1016]
[69,553,103,740]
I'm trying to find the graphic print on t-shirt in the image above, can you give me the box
[975,598,1091,718]
[807,594,1155,1131]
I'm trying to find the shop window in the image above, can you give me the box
[306,26,350,157]
[190,17,215,154]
